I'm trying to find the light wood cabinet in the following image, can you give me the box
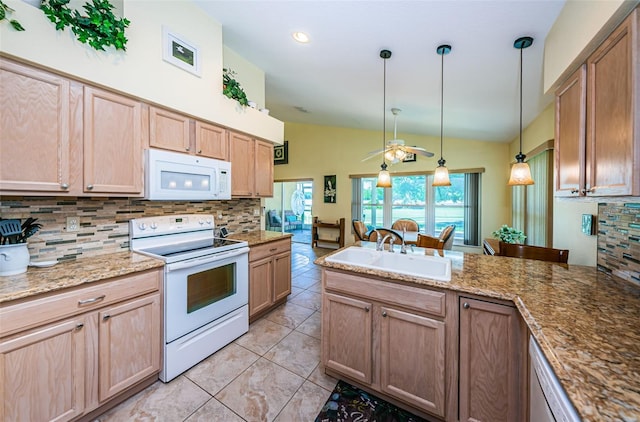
[229,131,274,197]
[0,59,74,194]
[555,8,639,197]
[84,86,144,195]
[458,297,526,422]
[149,106,229,160]
[248,238,291,322]
[0,269,162,421]
[322,269,449,419]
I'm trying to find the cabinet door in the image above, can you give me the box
[84,86,144,195]
[322,292,373,384]
[0,317,86,422]
[98,294,160,402]
[555,65,586,197]
[195,121,228,160]
[229,132,255,196]
[586,10,639,196]
[273,251,292,303]
[254,139,274,197]
[459,298,523,422]
[249,257,273,318]
[149,106,191,153]
[0,59,74,193]
[379,306,446,418]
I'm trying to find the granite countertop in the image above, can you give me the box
[315,244,640,422]
[229,230,292,246]
[0,251,164,304]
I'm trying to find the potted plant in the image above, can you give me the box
[0,218,42,276]
[223,68,249,106]
[492,224,526,244]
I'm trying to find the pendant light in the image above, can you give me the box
[508,36,535,186]
[433,44,452,187]
[376,49,392,188]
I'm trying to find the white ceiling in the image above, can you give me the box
[195,0,566,143]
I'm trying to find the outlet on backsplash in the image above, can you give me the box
[253,208,260,216]
[66,216,79,232]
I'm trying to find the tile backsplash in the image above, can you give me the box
[0,197,262,261]
[598,202,640,285]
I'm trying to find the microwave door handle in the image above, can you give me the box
[166,247,249,272]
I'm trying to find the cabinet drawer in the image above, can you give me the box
[249,238,291,262]
[0,269,161,337]
[324,270,445,317]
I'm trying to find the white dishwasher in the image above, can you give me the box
[529,336,582,422]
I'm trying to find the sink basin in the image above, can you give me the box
[325,246,452,282]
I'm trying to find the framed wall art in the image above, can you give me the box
[324,175,336,203]
[162,26,201,77]
[402,152,417,162]
[274,141,288,165]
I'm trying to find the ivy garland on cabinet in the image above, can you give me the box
[41,0,130,51]
[0,0,25,30]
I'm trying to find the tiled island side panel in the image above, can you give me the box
[598,202,640,285]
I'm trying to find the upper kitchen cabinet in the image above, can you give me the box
[149,106,229,161]
[555,8,639,197]
[84,86,145,196]
[229,131,274,197]
[0,59,74,194]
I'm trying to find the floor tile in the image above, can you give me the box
[289,286,305,298]
[215,358,304,422]
[185,343,260,396]
[264,331,321,378]
[308,362,339,392]
[291,273,319,289]
[185,398,245,422]
[265,302,316,329]
[296,311,321,339]
[308,281,323,293]
[274,380,331,422]
[99,377,210,422]
[288,290,321,311]
[235,318,292,355]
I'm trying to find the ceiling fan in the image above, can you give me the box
[362,108,434,164]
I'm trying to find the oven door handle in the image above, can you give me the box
[166,247,250,272]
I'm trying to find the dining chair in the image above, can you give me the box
[391,218,419,232]
[352,220,371,241]
[416,225,456,250]
[499,242,569,263]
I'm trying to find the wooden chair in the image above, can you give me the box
[391,218,419,232]
[352,220,371,241]
[368,228,403,245]
[498,242,569,263]
[416,225,456,250]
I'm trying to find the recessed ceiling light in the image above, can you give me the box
[292,32,310,43]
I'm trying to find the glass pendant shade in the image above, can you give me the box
[433,160,451,187]
[508,156,534,186]
[377,163,392,187]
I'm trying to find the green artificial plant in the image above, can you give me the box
[492,225,526,244]
[0,0,25,31]
[223,68,249,106]
[40,0,130,51]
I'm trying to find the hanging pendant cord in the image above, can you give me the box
[382,57,387,166]
[519,45,523,155]
[440,50,444,161]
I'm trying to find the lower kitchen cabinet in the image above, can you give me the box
[458,296,526,422]
[322,269,449,419]
[248,238,291,322]
[0,268,162,422]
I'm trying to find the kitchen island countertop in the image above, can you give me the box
[315,243,640,422]
[229,230,292,246]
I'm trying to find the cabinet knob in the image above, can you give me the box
[582,188,593,194]
[75,323,84,330]
[382,311,387,317]
[60,183,69,190]
[198,150,202,154]
[103,314,111,321]
[185,146,190,151]
[463,302,470,309]
[86,184,94,190]
[364,306,370,312]
[570,189,579,194]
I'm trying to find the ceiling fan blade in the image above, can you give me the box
[405,146,435,157]
[361,150,384,162]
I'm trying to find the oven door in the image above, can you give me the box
[164,247,249,343]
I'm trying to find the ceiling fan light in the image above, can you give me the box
[377,163,392,188]
[433,160,451,187]
[395,149,406,160]
[385,150,395,161]
[508,160,534,186]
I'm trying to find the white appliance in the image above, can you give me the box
[529,336,581,422]
[145,149,231,200]
[130,214,249,382]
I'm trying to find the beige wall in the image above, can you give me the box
[276,122,512,252]
[0,0,283,142]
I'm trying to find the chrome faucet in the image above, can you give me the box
[380,234,395,252]
[400,228,408,254]
[374,230,383,251]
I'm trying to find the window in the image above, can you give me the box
[352,172,481,246]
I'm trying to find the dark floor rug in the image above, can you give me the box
[315,380,427,422]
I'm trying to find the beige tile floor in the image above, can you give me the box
[97,243,336,422]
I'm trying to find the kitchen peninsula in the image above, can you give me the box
[316,245,640,422]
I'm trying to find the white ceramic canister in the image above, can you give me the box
[0,243,30,276]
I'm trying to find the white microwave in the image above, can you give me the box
[145,149,231,200]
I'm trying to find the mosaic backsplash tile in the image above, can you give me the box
[598,202,640,285]
[0,197,262,261]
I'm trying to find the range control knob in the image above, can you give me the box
[206,218,213,225]
[138,223,147,231]
[150,222,158,230]
[198,219,205,225]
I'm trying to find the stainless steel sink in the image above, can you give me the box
[325,246,452,282]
